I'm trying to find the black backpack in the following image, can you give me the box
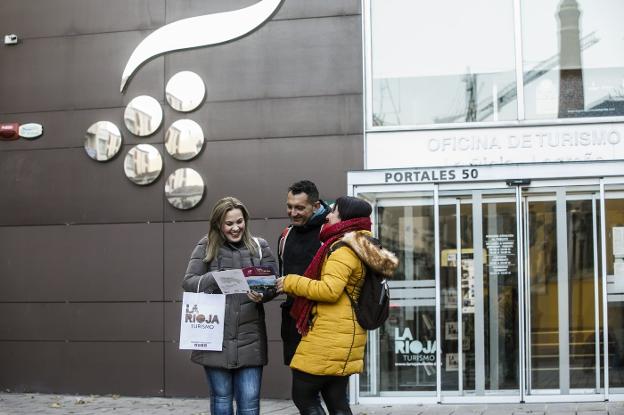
[329,239,391,330]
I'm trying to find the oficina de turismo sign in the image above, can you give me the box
[367,123,624,169]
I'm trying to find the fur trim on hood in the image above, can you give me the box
[341,231,399,278]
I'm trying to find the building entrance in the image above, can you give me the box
[524,188,600,396]
[350,162,624,403]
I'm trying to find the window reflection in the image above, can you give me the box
[166,71,206,113]
[165,119,204,161]
[370,0,517,126]
[165,168,205,210]
[124,96,163,136]
[84,121,122,162]
[123,144,163,185]
[567,199,599,389]
[522,0,624,119]
[369,0,624,127]
[528,200,560,389]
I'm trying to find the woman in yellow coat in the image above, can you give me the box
[276,196,398,415]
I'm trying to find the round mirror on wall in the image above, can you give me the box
[165,71,206,112]
[123,144,163,185]
[84,121,123,162]
[124,95,163,136]
[165,168,205,210]
[165,119,204,160]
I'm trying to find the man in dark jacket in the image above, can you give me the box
[279,180,330,365]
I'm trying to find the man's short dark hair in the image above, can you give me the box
[288,180,319,203]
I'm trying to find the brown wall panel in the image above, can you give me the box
[264,339,292,399]
[275,0,361,19]
[2,0,165,38]
[165,0,256,21]
[0,32,164,114]
[164,16,362,102]
[0,341,164,395]
[0,147,165,226]
[163,134,363,222]
[0,224,164,302]
[263,298,285,342]
[164,302,182,342]
[163,94,362,143]
[164,342,210,397]
[166,0,360,22]
[0,303,163,341]
[163,221,210,301]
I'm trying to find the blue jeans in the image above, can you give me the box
[204,366,263,415]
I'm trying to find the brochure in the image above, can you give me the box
[212,269,249,294]
[212,266,276,295]
[243,266,277,293]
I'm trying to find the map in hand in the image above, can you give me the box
[242,266,276,292]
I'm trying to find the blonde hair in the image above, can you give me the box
[204,197,258,263]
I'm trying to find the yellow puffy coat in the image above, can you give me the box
[283,231,368,376]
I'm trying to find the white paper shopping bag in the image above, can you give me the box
[179,292,226,350]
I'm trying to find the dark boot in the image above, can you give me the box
[299,405,326,415]
[329,410,352,415]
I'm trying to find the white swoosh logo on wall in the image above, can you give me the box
[120,0,285,92]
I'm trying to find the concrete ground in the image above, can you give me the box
[1,393,624,414]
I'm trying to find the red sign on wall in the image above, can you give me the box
[0,123,19,140]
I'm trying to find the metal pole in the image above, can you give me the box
[456,200,464,394]
[592,195,600,393]
[600,181,610,399]
[435,185,442,402]
[517,186,526,401]
[473,192,485,394]
[556,189,570,394]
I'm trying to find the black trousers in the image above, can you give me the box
[291,370,352,415]
[281,305,302,365]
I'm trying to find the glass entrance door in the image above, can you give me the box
[358,191,439,398]
[359,187,522,399]
[438,189,520,398]
[524,187,603,397]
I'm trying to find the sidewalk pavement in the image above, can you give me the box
[1,392,624,415]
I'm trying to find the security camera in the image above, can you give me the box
[4,34,18,45]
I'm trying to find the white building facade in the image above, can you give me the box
[350,0,624,403]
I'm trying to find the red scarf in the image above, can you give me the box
[289,217,372,336]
